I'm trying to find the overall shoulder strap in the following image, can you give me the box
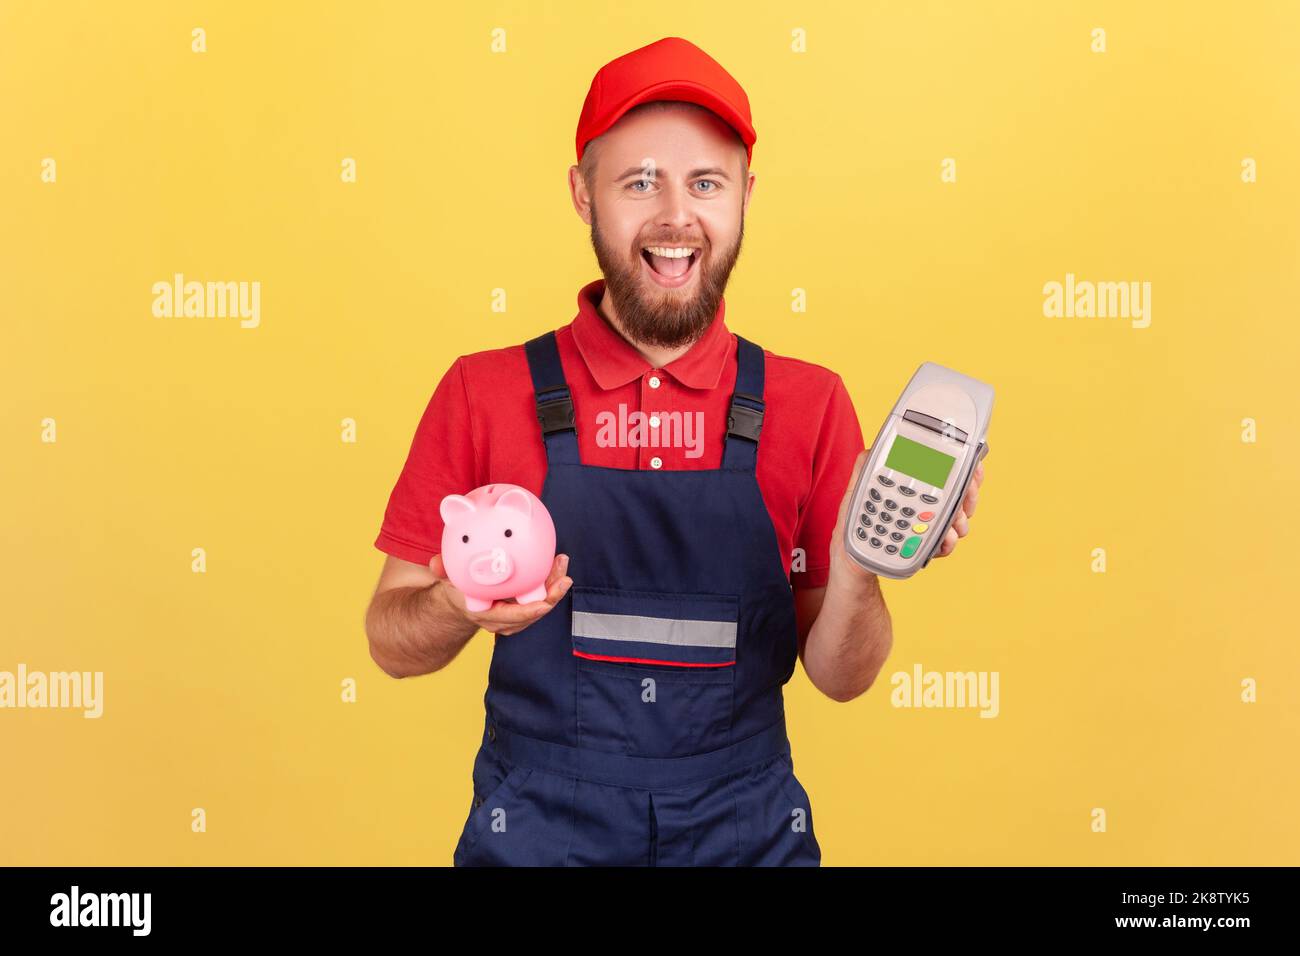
[722,334,765,470]
[524,331,580,465]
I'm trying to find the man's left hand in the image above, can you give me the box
[931,457,985,560]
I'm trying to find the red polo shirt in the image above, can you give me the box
[374,278,865,590]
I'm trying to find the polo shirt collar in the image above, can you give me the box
[570,278,732,391]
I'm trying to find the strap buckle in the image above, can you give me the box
[536,395,575,435]
[726,392,764,443]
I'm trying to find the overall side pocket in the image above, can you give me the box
[765,754,821,865]
[454,747,531,865]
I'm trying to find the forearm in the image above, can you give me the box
[365,580,479,678]
[802,572,893,702]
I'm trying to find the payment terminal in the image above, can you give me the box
[844,363,993,578]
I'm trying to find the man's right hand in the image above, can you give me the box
[430,553,573,637]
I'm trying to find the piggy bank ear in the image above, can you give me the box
[495,488,533,518]
[439,494,476,524]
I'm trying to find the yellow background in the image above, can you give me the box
[3,1,1297,865]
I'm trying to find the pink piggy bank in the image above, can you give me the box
[438,483,557,611]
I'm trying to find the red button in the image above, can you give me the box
[918,511,934,521]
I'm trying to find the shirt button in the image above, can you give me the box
[648,374,662,389]
[649,415,661,429]
[650,456,663,469]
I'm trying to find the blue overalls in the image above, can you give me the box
[451,330,821,866]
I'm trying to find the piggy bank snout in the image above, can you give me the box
[467,546,514,586]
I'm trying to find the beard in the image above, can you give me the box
[589,201,745,350]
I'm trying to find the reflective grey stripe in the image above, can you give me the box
[572,611,737,648]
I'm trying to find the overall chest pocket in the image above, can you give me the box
[571,586,738,757]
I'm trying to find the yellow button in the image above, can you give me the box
[912,523,928,533]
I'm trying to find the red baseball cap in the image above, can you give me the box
[575,37,757,166]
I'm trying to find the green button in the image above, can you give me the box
[900,535,922,558]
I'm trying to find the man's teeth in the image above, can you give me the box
[643,246,697,258]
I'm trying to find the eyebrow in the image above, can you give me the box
[613,165,732,183]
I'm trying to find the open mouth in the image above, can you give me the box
[641,246,699,286]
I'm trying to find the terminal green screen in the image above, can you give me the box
[885,435,956,488]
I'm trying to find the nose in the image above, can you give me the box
[468,546,514,586]
[653,181,698,233]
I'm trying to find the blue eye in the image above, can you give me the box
[629,178,652,192]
